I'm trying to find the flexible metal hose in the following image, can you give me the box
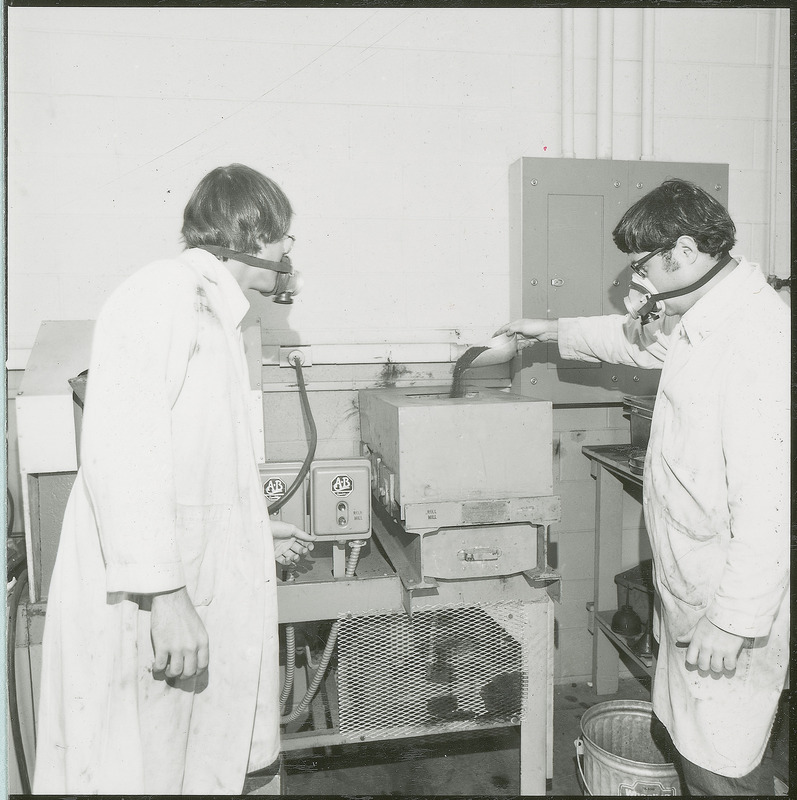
[281,619,341,725]
[279,625,296,710]
[280,541,366,725]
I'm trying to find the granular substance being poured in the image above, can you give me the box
[449,346,489,398]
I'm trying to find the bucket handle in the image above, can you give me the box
[574,738,594,796]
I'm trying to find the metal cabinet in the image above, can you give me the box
[509,157,729,404]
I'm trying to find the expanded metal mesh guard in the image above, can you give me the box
[336,601,529,740]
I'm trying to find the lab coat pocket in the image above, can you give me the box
[175,503,233,606]
[657,508,722,609]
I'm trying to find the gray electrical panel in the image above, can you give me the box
[509,157,729,404]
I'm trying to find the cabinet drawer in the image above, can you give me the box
[423,523,537,579]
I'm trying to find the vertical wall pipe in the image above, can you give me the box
[596,8,614,159]
[640,8,655,161]
[561,8,575,158]
[767,8,782,276]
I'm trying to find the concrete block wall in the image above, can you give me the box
[263,387,362,463]
[6,7,790,682]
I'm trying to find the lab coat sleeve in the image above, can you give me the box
[704,331,790,637]
[80,261,199,594]
[558,313,674,368]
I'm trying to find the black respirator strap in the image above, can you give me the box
[651,252,733,303]
[197,244,293,274]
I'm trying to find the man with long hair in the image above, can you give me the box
[34,164,315,794]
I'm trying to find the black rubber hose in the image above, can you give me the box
[7,487,15,538]
[267,357,317,513]
[8,569,32,794]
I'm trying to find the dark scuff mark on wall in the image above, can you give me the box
[342,397,360,422]
[378,360,409,388]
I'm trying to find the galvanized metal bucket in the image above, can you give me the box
[575,699,682,796]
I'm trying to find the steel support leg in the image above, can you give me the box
[519,597,550,795]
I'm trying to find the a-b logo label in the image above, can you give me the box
[331,474,353,497]
[264,477,287,502]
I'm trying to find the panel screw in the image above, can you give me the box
[612,279,620,286]
[530,378,538,385]
[530,179,538,186]
[715,184,722,191]
[613,180,621,188]
[17,391,23,396]
[530,279,538,286]
[636,182,643,189]
[633,375,640,382]
[611,375,618,382]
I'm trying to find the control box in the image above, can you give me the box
[309,458,372,541]
[260,462,308,532]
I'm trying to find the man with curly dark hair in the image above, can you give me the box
[497,179,789,796]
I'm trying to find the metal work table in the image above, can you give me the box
[582,444,656,694]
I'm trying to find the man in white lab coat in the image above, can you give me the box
[497,179,789,796]
[34,164,316,794]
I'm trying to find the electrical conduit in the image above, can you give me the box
[561,8,575,158]
[640,8,655,161]
[596,8,614,159]
[280,540,367,725]
[767,8,783,277]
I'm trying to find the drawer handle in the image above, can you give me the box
[457,547,501,562]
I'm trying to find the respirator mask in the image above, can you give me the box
[624,246,732,324]
[198,244,303,304]
[624,274,667,322]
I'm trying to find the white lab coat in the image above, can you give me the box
[33,248,280,794]
[559,258,790,777]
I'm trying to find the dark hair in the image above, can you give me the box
[181,164,293,254]
[612,179,735,258]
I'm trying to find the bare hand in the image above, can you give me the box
[150,587,209,679]
[677,616,746,673]
[493,318,559,345]
[271,520,316,566]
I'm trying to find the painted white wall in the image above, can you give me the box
[6,7,790,360]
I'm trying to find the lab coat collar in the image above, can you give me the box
[182,247,250,327]
[678,256,760,346]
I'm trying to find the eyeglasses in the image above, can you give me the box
[629,245,671,278]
